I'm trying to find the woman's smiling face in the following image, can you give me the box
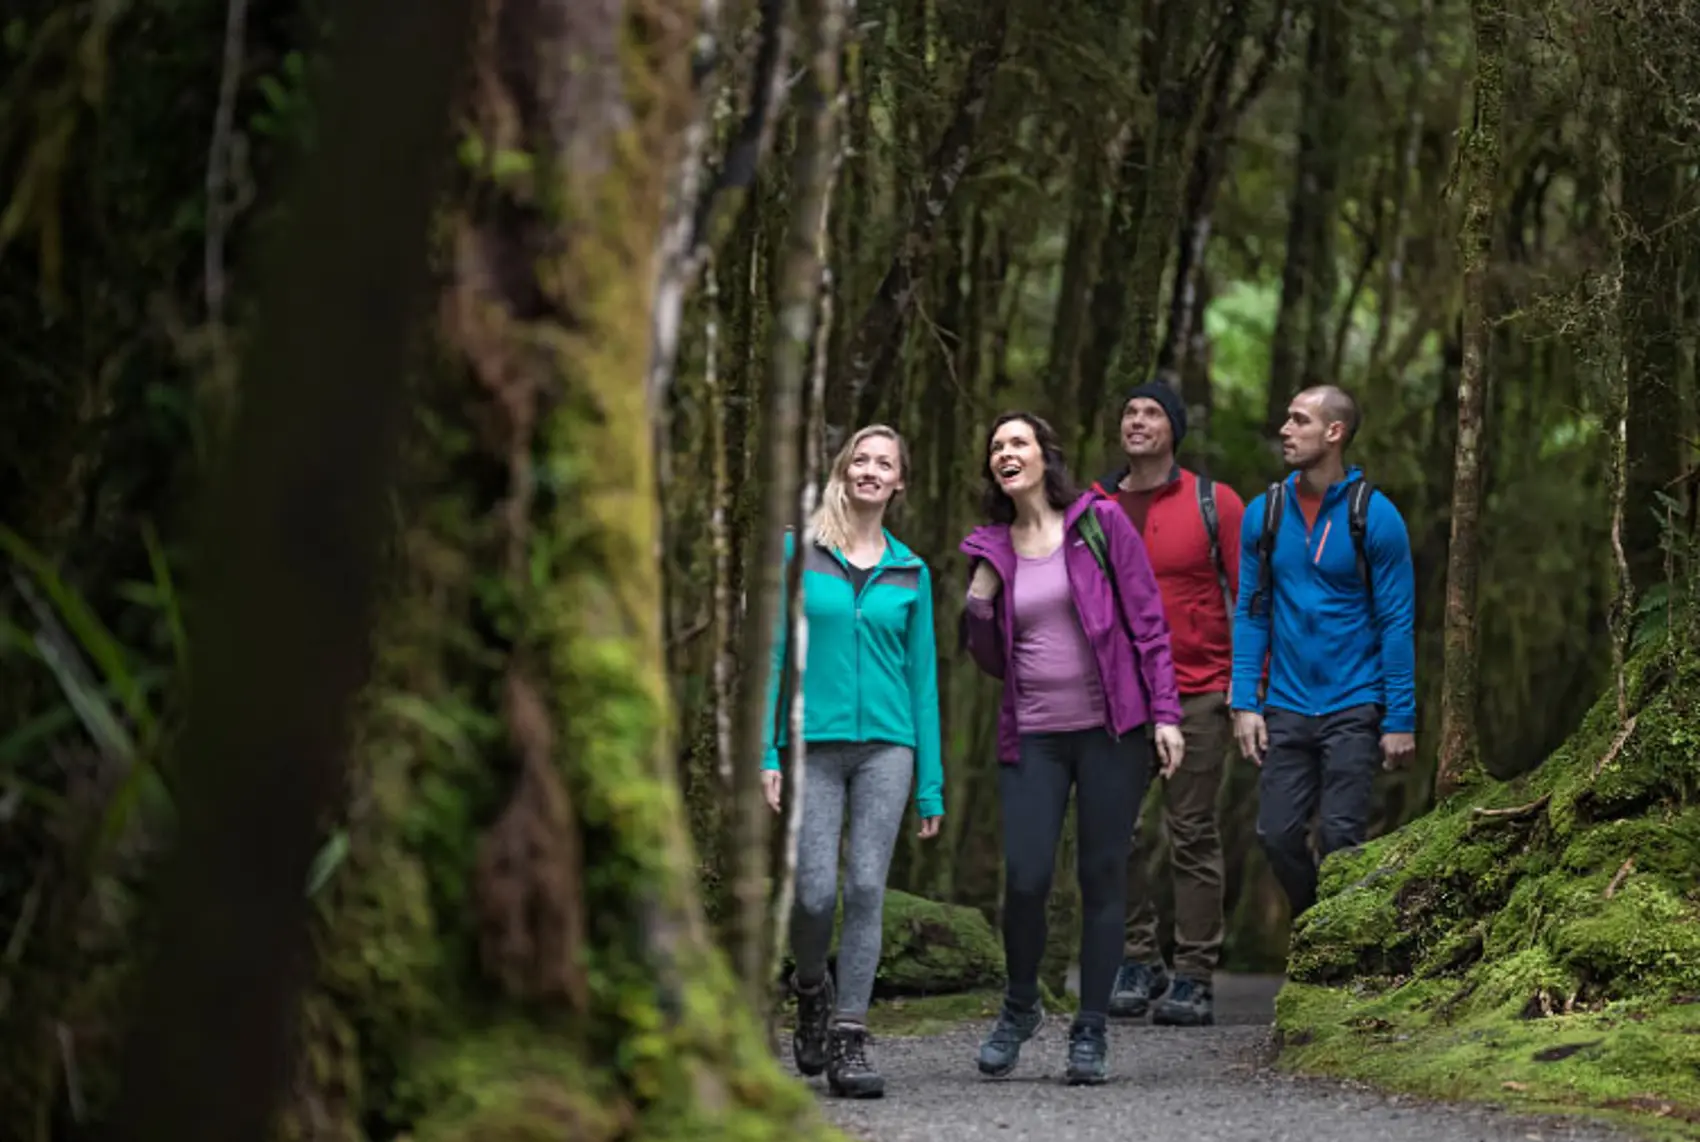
[845,431,904,507]
[989,418,1045,497]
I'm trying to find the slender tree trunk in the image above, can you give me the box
[1619,65,1684,597]
[1045,137,1115,441]
[729,0,846,1010]
[1158,0,1290,380]
[1436,0,1504,798]
[1265,0,1350,435]
[1076,125,1146,457]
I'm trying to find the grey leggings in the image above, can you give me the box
[789,740,914,1022]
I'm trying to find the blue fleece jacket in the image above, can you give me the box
[762,531,944,819]
[1229,467,1417,732]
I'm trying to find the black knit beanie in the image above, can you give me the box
[1123,381,1187,448]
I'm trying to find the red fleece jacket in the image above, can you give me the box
[1092,466,1245,696]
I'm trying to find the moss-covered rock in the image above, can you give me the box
[873,890,1006,996]
[1275,639,1700,1136]
[781,889,1006,997]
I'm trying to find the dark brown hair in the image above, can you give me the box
[981,411,1079,524]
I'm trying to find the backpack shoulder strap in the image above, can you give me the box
[1249,481,1285,618]
[1076,506,1136,647]
[1348,480,1375,600]
[1077,505,1112,579]
[1194,474,1230,610]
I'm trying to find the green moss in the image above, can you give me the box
[873,890,1006,996]
[1278,984,1700,1141]
[779,889,1005,997]
[865,991,1005,1036]
[1276,640,1700,1138]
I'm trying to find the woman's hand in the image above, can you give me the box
[918,816,942,839]
[968,560,1001,600]
[762,770,783,813]
[1154,722,1186,778]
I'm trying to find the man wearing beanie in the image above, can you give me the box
[1090,380,1245,1028]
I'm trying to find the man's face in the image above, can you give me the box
[1120,397,1173,460]
[1279,392,1342,469]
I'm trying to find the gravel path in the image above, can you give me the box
[790,976,1631,1142]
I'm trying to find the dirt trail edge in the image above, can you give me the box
[792,975,1633,1142]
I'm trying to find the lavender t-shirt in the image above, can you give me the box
[1011,546,1105,733]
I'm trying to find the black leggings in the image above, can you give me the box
[999,727,1152,1019]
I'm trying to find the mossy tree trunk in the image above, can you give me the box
[1435,0,1504,798]
[287,3,843,1138]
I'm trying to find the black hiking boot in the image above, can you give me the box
[826,1022,885,1098]
[792,974,835,1077]
[976,997,1045,1078]
[1064,1018,1109,1086]
[1152,974,1215,1027]
[1107,959,1170,1019]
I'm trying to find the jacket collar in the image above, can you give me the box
[1092,461,1183,500]
[961,493,1102,563]
[819,528,920,568]
[1281,464,1364,504]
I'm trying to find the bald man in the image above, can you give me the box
[1229,386,1417,918]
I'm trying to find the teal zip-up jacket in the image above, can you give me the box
[761,530,944,820]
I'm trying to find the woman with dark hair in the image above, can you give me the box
[960,411,1184,1085]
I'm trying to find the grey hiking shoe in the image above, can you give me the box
[1064,1018,1109,1085]
[1107,959,1170,1018]
[1152,974,1215,1027]
[792,974,835,1076]
[827,1022,885,1098]
[976,997,1045,1077]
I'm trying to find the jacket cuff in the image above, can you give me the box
[916,796,944,819]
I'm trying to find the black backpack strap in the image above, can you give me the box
[1249,481,1284,618]
[1195,475,1230,612]
[1348,479,1375,607]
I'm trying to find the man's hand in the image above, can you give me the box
[1381,732,1416,771]
[918,816,942,839]
[1234,709,1267,766]
[762,770,783,813]
[1154,723,1186,778]
[968,560,1001,600]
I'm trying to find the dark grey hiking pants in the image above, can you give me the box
[1256,703,1382,917]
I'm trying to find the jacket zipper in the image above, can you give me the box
[843,547,913,743]
[855,562,883,741]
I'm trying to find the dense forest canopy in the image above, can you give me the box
[0,0,1695,1136]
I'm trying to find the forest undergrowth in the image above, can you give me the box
[1275,613,1700,1140]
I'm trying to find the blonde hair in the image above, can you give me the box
[809,424,910,552]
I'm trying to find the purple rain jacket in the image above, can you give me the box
[960,492,1183,763]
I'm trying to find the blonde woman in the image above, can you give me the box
[762,424,943,1099]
